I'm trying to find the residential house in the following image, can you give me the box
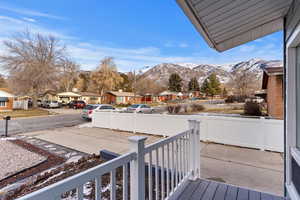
[77,92,102,104]
[56,92,81,104]
[158,90,179,102]
[102,91,141,105]
[0,88,14,111]
[262,66,284,119]
[42,90,58,101]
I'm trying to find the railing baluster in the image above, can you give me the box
[95,176,102,200]
[166,143,170,196]
[175,139,178,187]
[77,185,84,200]
[182,136,185,178]
[171,140,175,192]
[148,152,153,200]
[155,148,159,200]
[123,164,128,200]
[111,169,116,200]
[161,146,165,199]
[179,137,182,182]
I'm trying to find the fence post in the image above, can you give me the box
[194,120,201,179]
[129,136,147,200]
[188,120,196,180]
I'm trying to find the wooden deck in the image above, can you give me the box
[177,179,286,200]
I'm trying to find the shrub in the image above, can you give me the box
[166,104,182,114]
[244,101,262,116]
[190,104,205,112]
[225,95,248,103]
[167,105,175,114]
[174,105,181,114]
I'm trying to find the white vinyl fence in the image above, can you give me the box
[13,100,28,110]
[92,111,284,152]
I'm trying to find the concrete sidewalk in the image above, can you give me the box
[22,127,284,196]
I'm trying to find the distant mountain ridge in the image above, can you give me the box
[138,59,283,88]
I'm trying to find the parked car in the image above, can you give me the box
[41,100,49,108]
[69,100,86,109]
[82,104,115,120]
[127,104,153,113]
[37,100,42,107]
[45,101,60,108]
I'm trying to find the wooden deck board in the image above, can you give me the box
[177,179,286,200]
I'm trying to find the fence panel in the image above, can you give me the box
[93,112,284,152]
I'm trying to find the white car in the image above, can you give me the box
[82,104,115,120]
[45,101,60,108]
[127,104,153,113]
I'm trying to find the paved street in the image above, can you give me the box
[0,114,86,136]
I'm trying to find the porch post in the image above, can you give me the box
[194,120,201,179]
[129,136,147,200]
[188,120,201,180]
[188,120,196,180]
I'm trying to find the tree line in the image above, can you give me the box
[0,31,166,107]
[168,72,227,98]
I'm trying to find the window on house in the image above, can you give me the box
[0,101,6,107]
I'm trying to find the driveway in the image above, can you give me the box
[23,127,284,196]
[0,114,86,136]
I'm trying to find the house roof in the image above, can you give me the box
[107,91,135,97]
[57,92,81,97]
[177,0,292,52]
[77,92,102,97]
[159,91,180,96]
[262,66,283,89]
[0,88,14,98]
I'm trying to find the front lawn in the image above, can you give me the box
[0,109,51,118]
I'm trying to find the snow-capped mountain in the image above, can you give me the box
[138,59,282,89]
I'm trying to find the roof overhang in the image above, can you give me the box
[177,0,292,52]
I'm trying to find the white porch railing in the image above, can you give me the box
[17,120,200,200]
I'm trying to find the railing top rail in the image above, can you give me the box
[144,130,190,154]
[18,152,136,200]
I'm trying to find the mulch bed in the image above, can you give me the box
[0,139,65,189]
[5,154,110,200]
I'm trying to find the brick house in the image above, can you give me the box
[0,88,14,111]
[262,66,283,119]
[102,91,141,105]
[77,92,102,104]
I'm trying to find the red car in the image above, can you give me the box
[69,100,86,109]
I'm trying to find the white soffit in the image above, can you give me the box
[177,0,292,52]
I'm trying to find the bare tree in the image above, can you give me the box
[228,68,261,96]
[59,59,79,92]
[0,74,7,88]
[136,77,166,95]
[0,31,66,107]
[90,57,123,95]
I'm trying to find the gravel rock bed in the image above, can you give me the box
[0,140,46,181]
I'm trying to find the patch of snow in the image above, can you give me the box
[176,63,199,69]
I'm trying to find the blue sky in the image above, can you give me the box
[0,0,283,72]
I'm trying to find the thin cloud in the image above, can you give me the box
[0,4,66,20]
[22,17,36,23]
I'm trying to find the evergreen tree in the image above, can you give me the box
[200,79,211,96]
[200,73,221,97]
[222,87,228,97]
[188,77,200,91]
[208,73,221,97]
[168,73,182,92]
